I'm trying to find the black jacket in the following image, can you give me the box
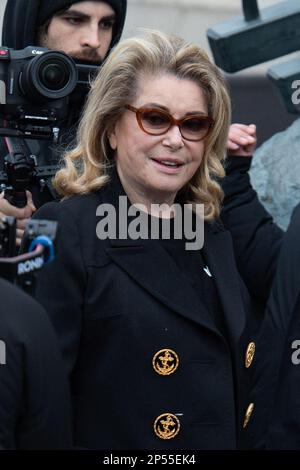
[222,156,300,449]
[221,156,284,305]
[262,202,300,449]
[31,170,262,450]
[0,278,72,449]
[240,202,300,449]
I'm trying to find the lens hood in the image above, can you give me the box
[20,51,78,101]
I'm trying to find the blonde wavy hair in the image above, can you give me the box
[54,29,231,220]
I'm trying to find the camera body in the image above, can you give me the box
[0,46,80,139]
[0,46,99,207]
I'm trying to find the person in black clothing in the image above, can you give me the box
[222,155,300,449]
[0,0,127,244]
[0,277,72,449]
[260,203,300,449]
[30,30,263,449]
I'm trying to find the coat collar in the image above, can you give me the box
[100,167,246,343]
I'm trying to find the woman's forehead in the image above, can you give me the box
[133,74,208,114]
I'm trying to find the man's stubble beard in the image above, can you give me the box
[67,49,103,64]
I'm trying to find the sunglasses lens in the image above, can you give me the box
[181,118,211,140]
[140,110,170,134]
[131,105,213,141]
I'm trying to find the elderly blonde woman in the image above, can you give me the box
[31,30,259,450]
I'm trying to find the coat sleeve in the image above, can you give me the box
[221,156,284,305]
[267,202,300,333]
[30,201,86,377]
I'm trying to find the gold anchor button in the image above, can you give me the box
[154,413,180,440]
[243,403,254,429]
[152,349,179,376]
[245,342,256,369]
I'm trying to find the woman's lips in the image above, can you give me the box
[151,157,185,173]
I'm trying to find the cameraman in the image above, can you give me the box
[0,275,72,449]
[0,0,127,244]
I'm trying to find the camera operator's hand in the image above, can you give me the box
[227,123,257,157]
[0,191,36,246]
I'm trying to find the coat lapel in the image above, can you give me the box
[99,168,246,343]
[202,224,246,343]
[106,238,221,337]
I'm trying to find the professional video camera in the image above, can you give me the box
[0,216,57,294]
[0,45,98,207]
[0,45,98,141]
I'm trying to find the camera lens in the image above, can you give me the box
[40,62,68,90]
[20,51,78,101]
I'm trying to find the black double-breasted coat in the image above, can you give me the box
[32,171,261,449]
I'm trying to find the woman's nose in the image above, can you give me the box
[162,125,184,149]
